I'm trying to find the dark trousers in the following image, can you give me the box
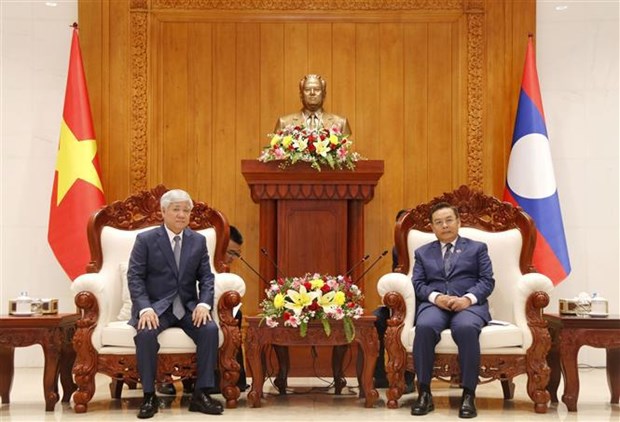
[134,308,218,393]
[412,306,485,391]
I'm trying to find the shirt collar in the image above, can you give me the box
[164,226,183,244]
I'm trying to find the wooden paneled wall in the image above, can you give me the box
[78,0,535,316]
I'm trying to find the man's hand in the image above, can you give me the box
[192,306,212,327]
[435,295,472,312]
[448,296,472,312]
[435,294,454,311]
[138,309,159,330]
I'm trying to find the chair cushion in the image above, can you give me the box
[117,263,131,321]
[403,323,524,354]
[101,321,198,349]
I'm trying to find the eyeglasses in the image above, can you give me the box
[226,249,241,258]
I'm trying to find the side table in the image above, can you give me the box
[245,315,379,408]
[0,313,79,411]
[544,313,620,411]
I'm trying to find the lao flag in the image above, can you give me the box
[503,37,571,285]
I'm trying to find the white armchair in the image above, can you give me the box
[377,186,553,413]
[71,185,246,413]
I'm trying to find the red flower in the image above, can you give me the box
[283,311,292,321]
[303,282,312,291]
[320,284,331,294]
[347,302,356,309]
[277,277,285,285]
[308,301,319,311]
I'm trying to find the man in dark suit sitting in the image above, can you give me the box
[128,189,223,418]
[157,224,247,396]
[410,202,495,419]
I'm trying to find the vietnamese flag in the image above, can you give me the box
[48,25,105,280]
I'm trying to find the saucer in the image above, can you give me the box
[11,311,34,316]
[589,312,609,318]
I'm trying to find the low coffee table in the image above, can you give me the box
[0,313,79,411]
[244,315,379,408]
[544,313,620,411]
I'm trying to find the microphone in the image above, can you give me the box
[344,253,370,277]
[356,250,388,282]
[260,247,287,279]
[232,251,270,286]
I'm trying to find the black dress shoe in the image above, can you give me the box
[182,379,195,395]
[459,392,477,418]
[157,382,177,395]
[137,394,160,419]
[411,391,434,416]
[188,392,223,415]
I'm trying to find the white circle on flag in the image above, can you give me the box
[506,133,557,199]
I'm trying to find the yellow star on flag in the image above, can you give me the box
[55,119,103,205]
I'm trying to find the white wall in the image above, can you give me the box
[1,1,78,366]
[1,1,618,367]
[538,0,619,365]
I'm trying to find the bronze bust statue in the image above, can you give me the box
[274,74,352,135]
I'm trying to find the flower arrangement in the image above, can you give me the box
[260,273,364,342]
[258,125,362,171]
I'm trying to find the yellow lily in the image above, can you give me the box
[317,291,337,312]
[313,139,330,157]
[284,286,319,316]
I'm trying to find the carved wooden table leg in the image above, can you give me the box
[245,325,265,407]
[0,345,15,405]
[59,326,77,403]
[559,330,580,412]
[42,333,62,411]
[607,347,620,404]
[546,320,561,403]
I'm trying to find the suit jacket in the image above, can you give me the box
[127,225,214,326]
[412,236,494,322]
[275,110,352,135]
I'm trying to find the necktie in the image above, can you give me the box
[172,235,185,319]
[308,114,318,129]
[443,243,453,275]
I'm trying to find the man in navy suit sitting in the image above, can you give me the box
[410,202,495,419]
[128,189,223,418]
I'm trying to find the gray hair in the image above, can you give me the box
[160,189,193,211]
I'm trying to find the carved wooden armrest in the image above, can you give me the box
[216,290,242,407]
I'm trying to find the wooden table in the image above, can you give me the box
[544,313,620,411]
[0,313,79,411]
[244,315,379,408]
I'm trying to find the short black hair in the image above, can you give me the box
[230,225,244,245]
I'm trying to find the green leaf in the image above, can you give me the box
[343,317,355,343]
[300,321,308,338]
[321,318,331,337]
